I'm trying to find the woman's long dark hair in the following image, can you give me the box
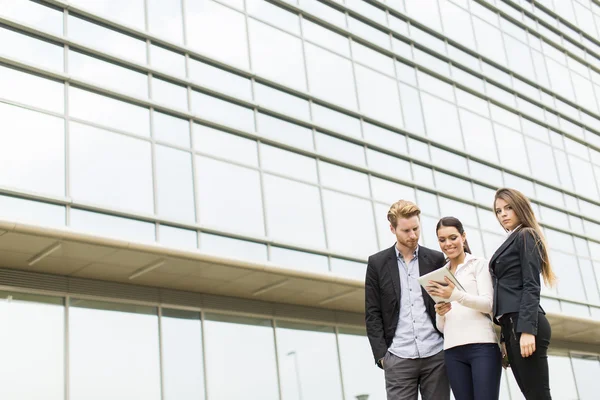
[436,216,471,254]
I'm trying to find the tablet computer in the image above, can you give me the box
[417,267,465,304]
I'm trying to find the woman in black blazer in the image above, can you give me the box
[490,188,556,400]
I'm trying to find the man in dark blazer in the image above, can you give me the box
[365,200,449,400]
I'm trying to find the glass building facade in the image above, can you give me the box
[0,0,600,398]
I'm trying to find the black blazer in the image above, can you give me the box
[489,228,545,336]
[365,244,446,366]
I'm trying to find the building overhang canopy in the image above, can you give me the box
[0,220,598,346]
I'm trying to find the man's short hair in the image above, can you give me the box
[387,200,421,228]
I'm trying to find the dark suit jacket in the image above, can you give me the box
[489,228,545,336]
[365,244,446,366]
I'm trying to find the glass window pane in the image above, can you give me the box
[191,91,255,132]
[204,315,278,400]
[399,82,426,135]
[0,64,64,114]
[355,64,403,127]
[435,171,473,200]
[547,355,579,400]
[153,111,190,148]
[312,104,362,139]
[255,83,311,121]
[0,26,63,71]
[352,41,395,76]
[270,247,329,274]
[147,0,183,43]
[439,0,476,48]
[568,156,599,199]
[363,122,408,152]
[70,122,154,214]
[366,149,412,182]
[421,93,463,150]
[348,17,390,49]
[161,309,205,400]
[69,87,150,137]
[69,50,148,98]
[70,209,156,242]
[370,177,416,204]
[261,144,317,183]
[188,59,253,101]
[196,156,265,236]
[0,292,64,400]
[257,113,314,150]
[0,102,65,196]
[430,147,468,175]
[316,133,366,166]
[298,0,346,28]
[319,161,370,197]
[263,174,326,248]
[194,124,258,167]
[305,43,357,110]
[550,250,586,302]
[330,258,367,280]
[249,19,306,90]
[247,0,300,34]
[151,77,188,110]
[459,109,499,163]
[0,0,63,35]
[322,190,378,257]
[0,195,65,227]
[456,89,489,117]
[159,225,197,250]
[438,196,478,227]
[494,124,531,174]
[185,0,249,68]
[155,145,195,222]
[70,0,144,29]
[302,19,350,57]
[571,356,600,400]
[149,43,188,77]
[276,322,343,400]
[69,300,160,400]
[473,19,506,65]
[199,233,267,262]
[67,15,146,64]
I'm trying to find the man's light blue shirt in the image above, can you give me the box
[388,246,444,359]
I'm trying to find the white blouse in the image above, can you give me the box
[436,254,498,350]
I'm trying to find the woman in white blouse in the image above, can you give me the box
[426,216,502,400]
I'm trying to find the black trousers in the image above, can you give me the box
[500,312,552,400]
[444,343,502,400]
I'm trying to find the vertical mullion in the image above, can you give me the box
[64,296,70,400]
[200,311,210,400]
[158,307,166,400]
[334,326,347,400]
[272,319,284,400]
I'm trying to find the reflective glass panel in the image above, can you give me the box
[0,102,65,196]
[316,132,366,166]
[276,322,343,400]
[322,190,378,257]
[247,0,300,34]
[188,58,253,100]
[366,149,412,182]
[0,0,63,35]
[161,309,205,400]
[69,209,156,242]
[254,83,311,121]
[69,87,150,137]
[270,247,329,274]
[147,0,184,43]
[151,77,188,110]
[494,124,530,174]
[257,113,314,150]
[70,0,145,29]
[370,177,415,204]
[355,64,403,127]
[330,258,367,280]
[155,145,195,222]
[0,26,63,71]
[67,15,146,64]
[439,0,476,49]
[70,122,154,214]
[547,355,579,400]
[421,93,463,150]
[69,300,160,400]
[193,124,258,166]
[302,19,350,57]
[195,156,265,236]
[0,292,64,400]
[571,356,600,400]
[0,195,65,227]
[150,45,186,78]
[263,174,326,248]
[186,0,249,68]
[459,109,499,163]
[159,225,198,250]
[261,144,317,183]
[204,314,278,400]
[319,161,370,197]
[153,111,190,148]
[248,18,306,90]
[305,43,357,110]
[191,91,255,132]
[0,64,64,114]
[200,233,267,262]
[312,104,361,139]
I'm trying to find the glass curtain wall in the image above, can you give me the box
[0,290,595,399]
